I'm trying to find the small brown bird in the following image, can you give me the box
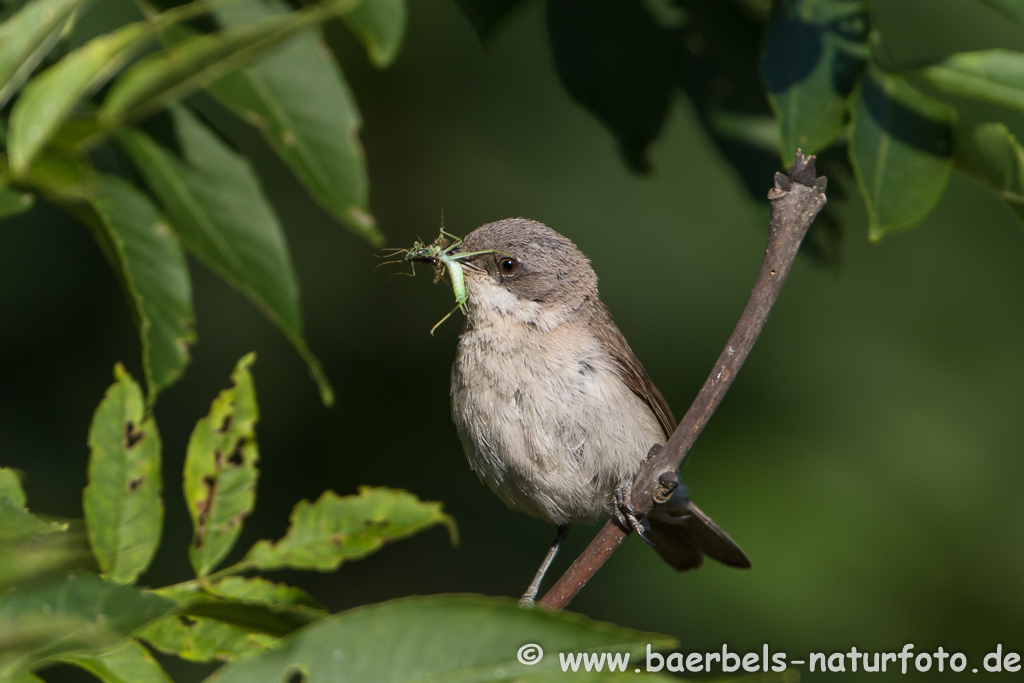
[446,218,750,604]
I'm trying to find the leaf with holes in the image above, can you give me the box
[953,119,1024,226]
[0,0,91,107]
[140,612,277,663]
[184,353,260,577]
[762,0,868,161]
[0,572,174,679]
[204,0,381,244]
[241,487,455,572]
[83,364,163,584]
[849,68,954,239]
[343,0,406,67]
[117,106,333,406]
[205,595,676,683]
[917,49,1024,114]
[57,639,172,683]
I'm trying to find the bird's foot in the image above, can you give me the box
[613,481,654,546]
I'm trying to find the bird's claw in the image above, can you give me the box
[613,481,655,546]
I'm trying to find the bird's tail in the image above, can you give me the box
[645,489,751,571]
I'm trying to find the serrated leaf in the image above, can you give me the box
[25,156,196,400]
[57,638,172,683]
[917,49,1024,114]
[546,0,679,173]
[205,0,381,244]
[849,68,954,240]
[0,0,90,107]
[139,613,277,662]
[343,0,406,67]
[0,186,35,217]
[762,0,868,161]
[99,0,361,128]
[89,175,196,400]
[185,353,259,577]
[205,595,676,683]
[7,1,212,176]
[453,0,530,44]
[241,487,455,572]
[117,106,333,406]
[0,572,175,678]
[83,364,163,584]
[0,468,26,507]
[953,119,1024,225]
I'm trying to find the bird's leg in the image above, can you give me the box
[520,525,570,607]
[614,480,655,546]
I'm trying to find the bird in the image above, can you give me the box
[444,217,750,604]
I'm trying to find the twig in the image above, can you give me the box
[537,151,828,611]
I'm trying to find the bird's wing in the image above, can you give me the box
[588,301,676,439]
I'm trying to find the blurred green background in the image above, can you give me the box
[3,0,1024,680]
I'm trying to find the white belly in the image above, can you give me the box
[450,318,665,526]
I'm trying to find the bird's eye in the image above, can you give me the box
[498,257,519,275]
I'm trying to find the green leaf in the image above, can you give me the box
[99,0,361,128]
[205,595,676,683]
[184,353,259,577]
[117,106,333,406]
[0,468,26,507]
[140,577,322,662]
[0,498,67,544]
[762,0,868,161]
[981,0,1024,23]
[917,49,1024,114]
[89,175,196,400]
[139,613,277,662]
[57,639,172,683]
[206,0,381,244]
[343,0,406,67]
[953,119,1024,225]
[83,364,163,584]
[0,186,35,217]
[0,0,90,107]
[0,572,175,678]
[241,487,456,572]
[6,1,212,176]
[849,68,954,240]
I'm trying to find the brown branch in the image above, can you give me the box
[537,151,828,611]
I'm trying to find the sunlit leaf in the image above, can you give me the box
[241,487,455,572]
[206,595,676,683]
[57,638,172,683]
[343,0,406,67]
[917,49,1024,114]
[849,68,954,240]
[0,572,174,678]
[117,106,333,405]
[99,0,361,127]
[206,0,381,244]
[184,353,259,577]
[139,613,277,662]
[0,498,67,544]
[0,0,90,107]
[83,364,163,584]
[762,0,868,160]
[0,468,26,507]
[7,1,211,176]
[953,119,1024,226]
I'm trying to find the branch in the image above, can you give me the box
[537,151,828,611]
